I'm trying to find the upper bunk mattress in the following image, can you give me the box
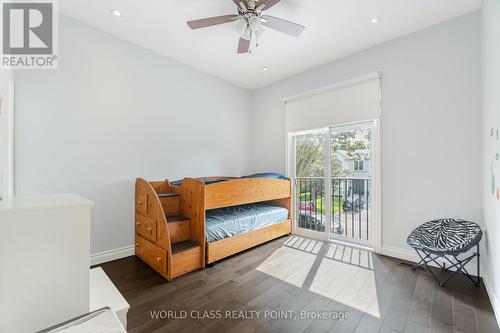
[206,203,289,243]
[171,173,289,187]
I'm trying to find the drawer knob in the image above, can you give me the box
[147,227,153,233]
[136,242,140,247]
[156,257,161,263]
[137,200,143,205]
[136,221,141,226]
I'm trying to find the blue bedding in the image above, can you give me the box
[240,173,289,180]
[206,204,289,243]
[171,173,288,187]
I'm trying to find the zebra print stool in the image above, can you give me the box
[407,218,482,287]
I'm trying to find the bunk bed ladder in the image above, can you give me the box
[135,178,205,281]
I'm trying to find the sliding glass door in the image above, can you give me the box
[293,129,329,236]
[291,121,376,248]
[329,122,373,246]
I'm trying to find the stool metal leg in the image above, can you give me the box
[412,247,480,287]
[414,249,441,285]
[477,244,481,288]
[411,252,427,270]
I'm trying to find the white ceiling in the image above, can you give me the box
[59,0,481,89]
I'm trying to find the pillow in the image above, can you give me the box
[170,179,183,186]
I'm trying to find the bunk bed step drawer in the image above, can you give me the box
[135,234,167,277]
[167,218,191,244]
[136,193,147,215]
[171,241,203,279]
[135,214,156,243]
[160,196,180,216]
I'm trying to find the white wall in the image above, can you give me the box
[14,15,252,257]
[482,0,500,323]
[0,70,13,200]
[250,13,482,256]
[13,12,484,271]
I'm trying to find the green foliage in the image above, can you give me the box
[295,127,372,177]
[295,133,325,177]
[299,192,344,214]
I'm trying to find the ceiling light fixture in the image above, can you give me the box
[261,66,269,72]
[110,9,121,17]
[187,0,305,54]
[371,16,380,24]
[235,15,265,41]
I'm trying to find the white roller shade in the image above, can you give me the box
[285,73,381,132]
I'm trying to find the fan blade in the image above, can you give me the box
[260,0,281,10]
[237,34,251,54]
[187,15,239,29]
[233,0,247,10]
[261,15,305,37]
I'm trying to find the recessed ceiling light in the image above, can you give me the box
[110,9,121,17]
[371,17,380,24]
[261,66,269,72]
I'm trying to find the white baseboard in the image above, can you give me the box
[90,245,135,266]
[482,271,500,329]
[381,245,419,263]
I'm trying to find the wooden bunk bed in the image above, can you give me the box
[134,176,291,280]
[203,177,292,264]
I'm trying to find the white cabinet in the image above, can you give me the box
[90,267,130,329]
[0,194,93,333]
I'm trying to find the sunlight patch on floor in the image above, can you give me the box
[256,236,380,318]
[324,243,373,269]
[283,235,323,254]
[256,237,320,287]
[309,259,380,317]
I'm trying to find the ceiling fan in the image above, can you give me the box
[187,0,305,54]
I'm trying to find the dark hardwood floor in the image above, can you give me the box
[100,236,499,333]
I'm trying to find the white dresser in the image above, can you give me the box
[0,194,93,333]
[90,267,130,329]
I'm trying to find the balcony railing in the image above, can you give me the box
[296,176,371,242]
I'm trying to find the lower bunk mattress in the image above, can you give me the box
[206,203,289,243]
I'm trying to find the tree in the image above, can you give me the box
[295,133,324,177]
[295,128,371,177]
[294,128,372,213]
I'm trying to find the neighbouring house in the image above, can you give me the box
[334,149,372,179]
[334,149,372,201]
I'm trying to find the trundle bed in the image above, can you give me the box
[135,175,292,280]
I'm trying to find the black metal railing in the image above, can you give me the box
[296,177,371,242]
[296,177,325,232]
